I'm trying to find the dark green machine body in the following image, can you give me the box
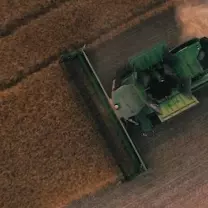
[111,37,208,134]
[59,37,208,180]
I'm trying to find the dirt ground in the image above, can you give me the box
[1,0,207,208]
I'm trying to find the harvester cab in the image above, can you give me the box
[111,37,208,135]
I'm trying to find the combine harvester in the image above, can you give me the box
[59,36,208,181]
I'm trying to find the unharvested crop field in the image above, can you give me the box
[0,63,118,208]
[0,0,68,31]
[2,0,206,208]
[0,0,173,89]
[176,1,208,40]
[0,0,162,33]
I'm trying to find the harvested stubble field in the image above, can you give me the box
[0,0,180,208]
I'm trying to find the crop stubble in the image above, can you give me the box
[0,63,118,208]
[0,0,160,30]
[0,0,173,89]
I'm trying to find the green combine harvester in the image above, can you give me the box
[60,36,208,180]
[111,37,208,136]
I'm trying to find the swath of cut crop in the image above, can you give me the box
[0,62,118,208]
[175,1,208,41]
[0,0,172,90]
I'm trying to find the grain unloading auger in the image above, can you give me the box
[59,37,208,181]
